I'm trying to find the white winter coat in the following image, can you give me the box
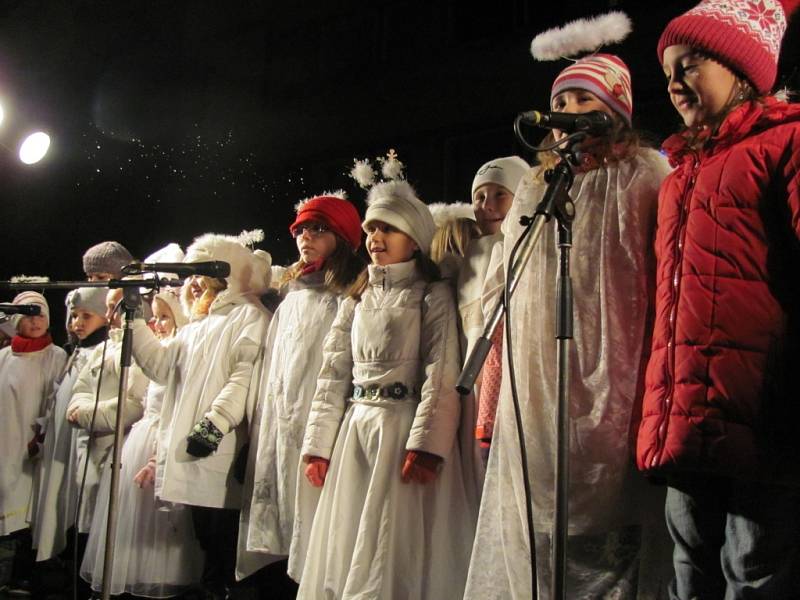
[131,290,270,509]
[245,271,339,580]
[298,260,474,599]
[464,148,672,599]
[67,330,148,532]
[0,342,66,536]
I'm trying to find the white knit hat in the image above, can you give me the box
[364,180,436,255]
[11,291,50,330]
[471,156,530,197]
[184,230,272,296]
[67,287,108,319]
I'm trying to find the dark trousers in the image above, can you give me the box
[666,475,800,600]
[190,505,240,598]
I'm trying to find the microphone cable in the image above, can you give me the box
[504,215,539,599]
[514,116,589,154]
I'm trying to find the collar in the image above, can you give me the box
[79,326,108,348]
[11,333,53,353]
[367,260,418,290]
[288,269,327,293]
[662,98,800,166]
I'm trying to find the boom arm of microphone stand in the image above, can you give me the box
[0,278,182,291]
[455,161,575,395]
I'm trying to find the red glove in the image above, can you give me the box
[305,456,330,487]
[27,424,45,459]
[401,450,442,484]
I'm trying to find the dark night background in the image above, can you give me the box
[1,1,798,340]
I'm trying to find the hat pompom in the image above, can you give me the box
[350,159,377,189]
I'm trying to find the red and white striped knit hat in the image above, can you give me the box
[550,54,633,126]
[658,0,800,94]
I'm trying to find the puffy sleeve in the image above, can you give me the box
[204,305,270,435]
[67,347,147,432]
[406,281,461,459]
[301,297,357,460]
[130,319,182,385]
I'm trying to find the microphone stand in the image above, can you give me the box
[0,276,177,600]
[99,285,140,600]
[456,133,580,600]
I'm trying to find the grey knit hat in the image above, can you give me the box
[67,287,108,318]
[82,241,134,278]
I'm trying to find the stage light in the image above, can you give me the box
[18,131,50,164]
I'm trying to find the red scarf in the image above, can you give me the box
[300,258,325,276]
[12,334,53,353]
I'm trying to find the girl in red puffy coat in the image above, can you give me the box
[637,1,800,598]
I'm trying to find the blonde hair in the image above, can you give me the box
[181,276,227,319]
[430,218,481,264]
[279,234,365,295]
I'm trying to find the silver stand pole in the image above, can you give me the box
[101,286,141,600]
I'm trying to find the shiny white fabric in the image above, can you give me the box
[81,379,203,597]
[0,343,66,536]
[67,331,148,532]
[299,260,474,599]
[131,290,270,509]
[465,149,672,599]
[245,272,339,580]
[31,343,98,560]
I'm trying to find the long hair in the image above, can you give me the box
[182,276,227,319]
[347,250,441,301]
[430,218,481,264]
[280,234,365,294]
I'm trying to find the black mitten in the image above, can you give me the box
[186,417,223,457]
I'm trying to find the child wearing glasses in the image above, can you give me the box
[242,193,364,584]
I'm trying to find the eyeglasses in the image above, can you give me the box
[291,222,330,238]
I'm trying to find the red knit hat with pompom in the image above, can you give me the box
[290,193,362,251]
[658,0,800,94]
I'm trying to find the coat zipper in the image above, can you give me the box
[651,155,699,468]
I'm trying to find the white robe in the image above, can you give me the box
[299,261,475,599]
[244,272,339,580]
[131,290,270,509]
[0,342,66,536]
[456,232,504,499]
[81,378,203,597]
[465,149,673,599]
[31,341,100,560]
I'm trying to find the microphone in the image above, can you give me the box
[125,261,231,278]
[518,110,613,136]
[0,303,42,316]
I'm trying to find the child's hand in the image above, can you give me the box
[304,456,330,487]
[66,407,81,425]
[401,450,442,484]
[133,456,157,488]
[27,424,45,459]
